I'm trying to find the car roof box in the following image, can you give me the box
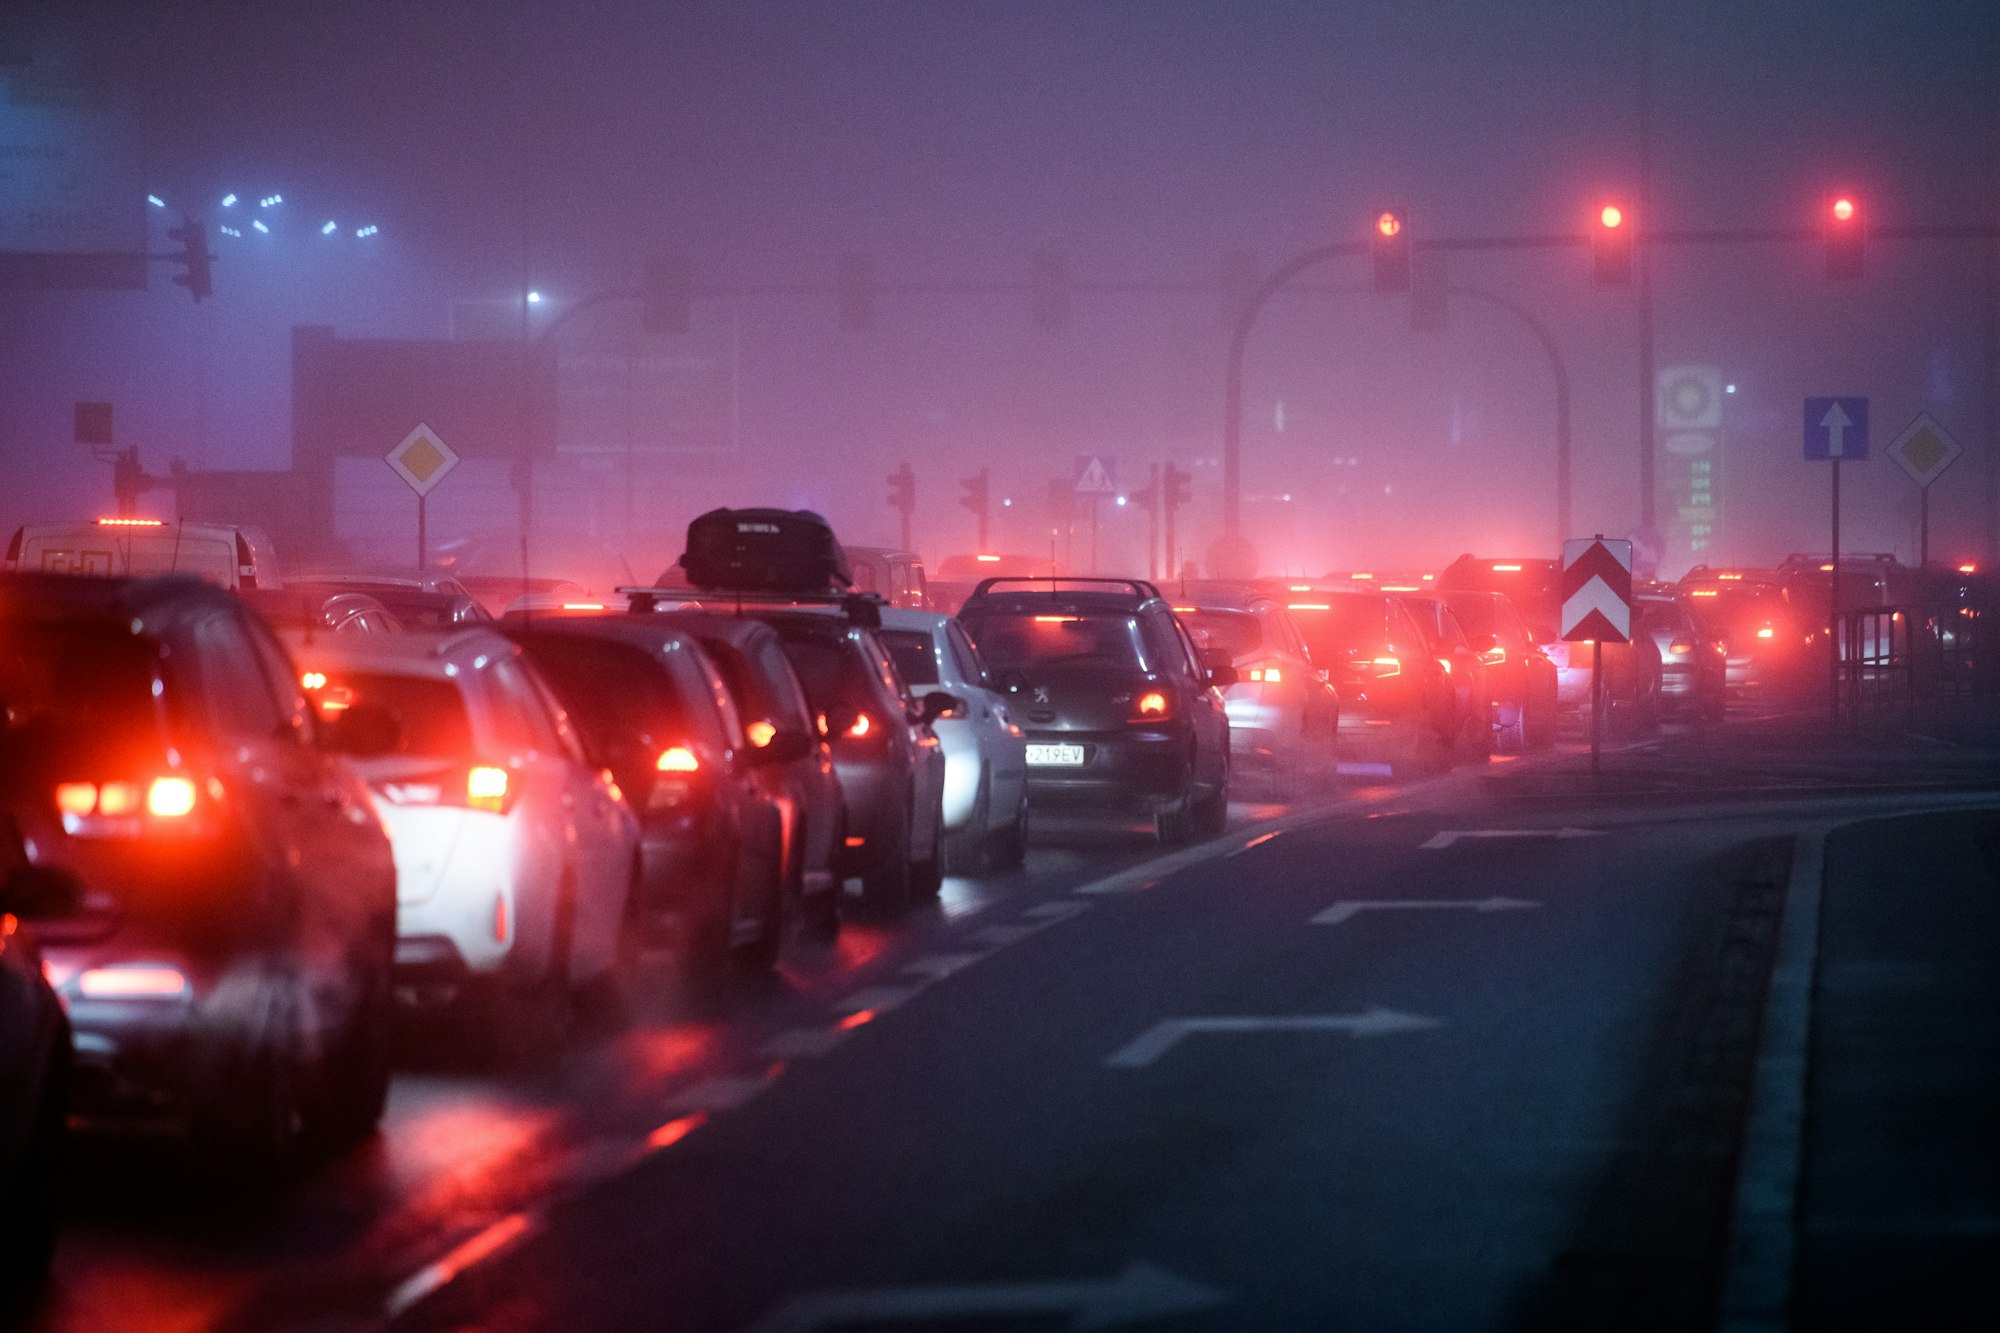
[681,508,854,594]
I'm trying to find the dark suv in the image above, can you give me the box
[956,578,1233,844]
[0,574,397,1169]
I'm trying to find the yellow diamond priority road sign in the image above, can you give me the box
[386,423,460,497]
[1885,412,1962,489]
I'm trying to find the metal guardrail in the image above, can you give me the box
[1834,595,1999,725]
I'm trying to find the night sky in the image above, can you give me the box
[4,0,1997,577]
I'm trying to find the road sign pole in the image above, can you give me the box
[1830,457,1842,718]
[417,493,427,573]
[1920,484,1930,571]
[1590,638,1603,774]
[1089,495,1100,575]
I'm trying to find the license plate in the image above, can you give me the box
[1025,742,1085,766]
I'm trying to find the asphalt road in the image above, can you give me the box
[21,696,2000,1333]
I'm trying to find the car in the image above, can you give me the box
[1678,568,1813,699]
[1284,590,1457,776]
[290,629,639,1026]
[0,851,73,1285]
[842,546,929,608]
[1398,594,1496,762]
[955,577,1232,844]
[1440,589,1558,751]
[636,612,846,936]
[0,573,396,1169]
[456,574,596,619]
[873,606,1030,873]
[242,586,404,634]
[741,606,952,913]
[284,574,492,630]
[1171,591,1340,797]
[502,616,810,976]
[4,517,282,590]
[1434,555,1661,734]
[1635,588,1728,721]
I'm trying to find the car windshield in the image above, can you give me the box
[878,629,940,686]
[324,671,474,757]
[957,611,1147,671]
[1178,609,1263,660]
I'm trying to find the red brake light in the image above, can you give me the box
[845,713,873,739]
[467,765,510,813]
[745,719,777,748]
[1133,691,1171,719]
[147,776,198,817]
[1350,655,1402,678]
[1757,627,1775,640]
[1477,645,1506,666]
[656,745,700,773]
[1246,665,1283,683]
[77,965,190,999]
[1669,638,1694,655]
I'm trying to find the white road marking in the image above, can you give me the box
[833,984,924,1015]
[664,1075,774,1115]
[1105,1010,1443,1068]
[760,1028,857,1059]
[902,952,986,980]
[1022,900,1091,920]
[1311,896,1541,927]
[741,1262,1228,1333]
[384,1211,540,1317]
[1420,826,1603,849]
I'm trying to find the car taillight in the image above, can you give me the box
[1132,690,1171,720]
[1668,638,1693,656]
[1245,664,1283,683]
[656,745,700,773]
[745,719,777,748]
[1437,657,1453,674]
[1757,627,1775,640]
[1349,655,1402,678]
[76,965,190,1000]
[466,765,511,813]
[54,776,212,835]
[1477,645,1506,666]
[845,713,873,739]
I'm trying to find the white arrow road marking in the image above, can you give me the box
[1311,896,1541,927]
[743,1262,1228,1333]
[1421,826,1603,850]
[1821,400,1852,457]
[1106,1010,1443,1068]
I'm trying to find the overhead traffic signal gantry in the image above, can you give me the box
[887,461,916,549]
[1592,203,1633,285]
[1825,195,1864,280]
[1370,209,1410,292]
[167,213,212,302]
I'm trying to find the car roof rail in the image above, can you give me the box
[966,576,1163,602]
[614,585,884,628]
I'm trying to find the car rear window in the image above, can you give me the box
[0,617,166,753]
[957,611,1146,671]
[328,672,475,757]
[1286,596,1390,663]
[879,629,940,686]
[516,637,716,756]
[1178,609,1262,659]
[1442,593,1500,638]
[1687,586,1791,635]
[772,629,874,710]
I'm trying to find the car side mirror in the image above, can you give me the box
[751,727,813,763]
[320,701,403,758]
[1206,664,1239,689]
[916,691,964,724]
[0,864,86,920]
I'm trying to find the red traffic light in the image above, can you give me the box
[1825,194,1864,280]
[1375,211,1403,239]
[1831,197,1856,222]
[1370,209,1410,291]
[1599,204,1624,230]
[1591,201,1632,286]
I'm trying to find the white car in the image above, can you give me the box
[873,607,1029,873]
[289,629,639,1016]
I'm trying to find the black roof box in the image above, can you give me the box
[681,508,854,595]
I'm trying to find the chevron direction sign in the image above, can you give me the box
[1560,537,1633,643]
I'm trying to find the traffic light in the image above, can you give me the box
[644,256,693,334]
[887,462,915,515]
[1825,195,1864,280]
[1030,252,1070,331]
[1370,209,1409,293]
[1164,463,1192,511]
[838,253,875,332]
[1592,203,1633,285]
[168,214,211,302]
[959,468,990,548]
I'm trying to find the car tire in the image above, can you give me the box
[731,857,787,975]
[799,872,841,942]
[0,1045,66,1285]
[860,802,913,915]
[314,958,392,1151]
[197,993,308,1179]
[1390,725,1446,779]
[1155,789,1195,845]
[1192,759,1230,839]
[942,776,991,876]
[986,787,1029,868]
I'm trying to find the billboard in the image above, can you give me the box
[0,65,145,288]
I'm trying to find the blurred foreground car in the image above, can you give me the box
[874,606,1029,872]
[1286,590,1455,776]
[1173,593,1339,796]
[0,573,396,1168]
[292,630,638,1019]
[1440,590,1557,751]
[0,849,72,1282]
[957,578,1232,844]
[504,617,805,975]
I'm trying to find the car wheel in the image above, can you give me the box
[986,786,1029,868]
[681,853,737,987]
[942,775,991,876]
[196,992,307,1178]
[1192,759,1230,838]
[731,855,787,974]
[859,801,913,915]
[909,797,944,902]
[0,1045,66,1284]
[313,957,392,1151]
[1390,725,1446,779]
[799,871,842,942]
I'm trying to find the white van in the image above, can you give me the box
[4,518,283,590]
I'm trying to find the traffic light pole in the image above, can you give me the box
[1445,286,1572,542]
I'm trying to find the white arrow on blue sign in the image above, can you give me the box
[1803,397,1868,460]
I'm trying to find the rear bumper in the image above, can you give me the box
[1021,728,1190,809]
